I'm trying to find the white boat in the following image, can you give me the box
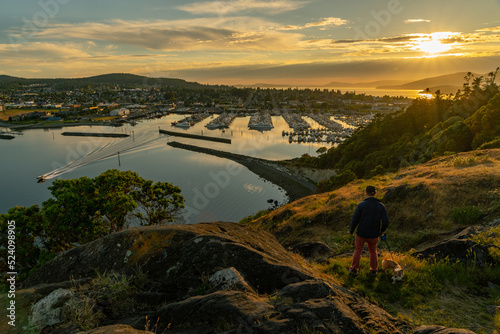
[249,122,274,130]
[175,121,190,128]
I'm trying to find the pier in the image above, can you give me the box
[167,141,315,201]
[61,132,130,138]
[159,129,231,144]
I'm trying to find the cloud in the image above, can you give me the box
[405,19,431,24]
[30,18,303,51]
[0,42,89,60]
[177,0,308,15]
[280,17,348,30]
[476,26,500,33]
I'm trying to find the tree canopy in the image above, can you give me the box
[0,170,184,279]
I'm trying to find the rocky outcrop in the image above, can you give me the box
[412,226,499,266]
[413,325,477,334]
[1,222,477,334]
[382,184,429,203]
[290,242,335,262]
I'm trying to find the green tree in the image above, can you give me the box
[1,170,185,281]
[134,180,185,225]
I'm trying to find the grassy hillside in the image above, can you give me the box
[243,149,500,333]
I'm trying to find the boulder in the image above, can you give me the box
[29,289,75,331]
[290,242,335,262]
[208,267,254,293]
[412,238,497,265]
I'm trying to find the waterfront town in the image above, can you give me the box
[0,76,413,143]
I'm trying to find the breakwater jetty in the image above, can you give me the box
[159,129,231,144]
[61,132,130,138]
[167,141,315,201]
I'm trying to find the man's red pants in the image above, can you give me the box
[350,235,379,272]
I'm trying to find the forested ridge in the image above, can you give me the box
[308,70,500,190]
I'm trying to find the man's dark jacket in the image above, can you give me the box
[350,197,389,238]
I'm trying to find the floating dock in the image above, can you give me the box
[61,132,130,138]
[159,129,231,144]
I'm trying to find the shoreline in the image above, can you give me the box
[0,121,117,130]
[167,141,317,202]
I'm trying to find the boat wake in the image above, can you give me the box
[38,131,167,181]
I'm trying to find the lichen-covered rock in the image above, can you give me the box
[23,222,314,296]
[209,267,254,292]
[29,288,75,331]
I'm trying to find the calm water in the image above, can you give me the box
[0,114,332,223]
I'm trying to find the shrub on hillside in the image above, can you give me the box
[316,169,357,193]
[450,206,485,225]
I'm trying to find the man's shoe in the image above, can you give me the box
[370,270,378,277]
[348,268,358,277]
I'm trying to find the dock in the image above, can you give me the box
[61,132,130,138]
[159,129,231,144]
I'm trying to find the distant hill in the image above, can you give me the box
[323,79,404,88]
[377,72,481,93]
[0,73,221,89]
[237,80,404,89]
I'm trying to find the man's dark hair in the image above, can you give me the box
[366,185,376,195]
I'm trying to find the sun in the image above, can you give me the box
[417,39,452,54]
[412,32,458,55]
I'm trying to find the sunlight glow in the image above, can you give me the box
[412,32,459,55]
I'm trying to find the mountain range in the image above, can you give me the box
[245,71,499,94]
[1,71,497,94]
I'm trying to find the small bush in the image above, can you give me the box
[316,169,357,193]
[450,206,485,225]
[64,297,104,331]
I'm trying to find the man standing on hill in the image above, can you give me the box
[349,185,389,277]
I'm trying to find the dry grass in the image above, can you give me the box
[0,109,37,121]
[244,149,500,251]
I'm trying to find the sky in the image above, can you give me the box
[1,0,499,85]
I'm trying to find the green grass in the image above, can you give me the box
[451,206,485,225]
[319,249,500,334]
